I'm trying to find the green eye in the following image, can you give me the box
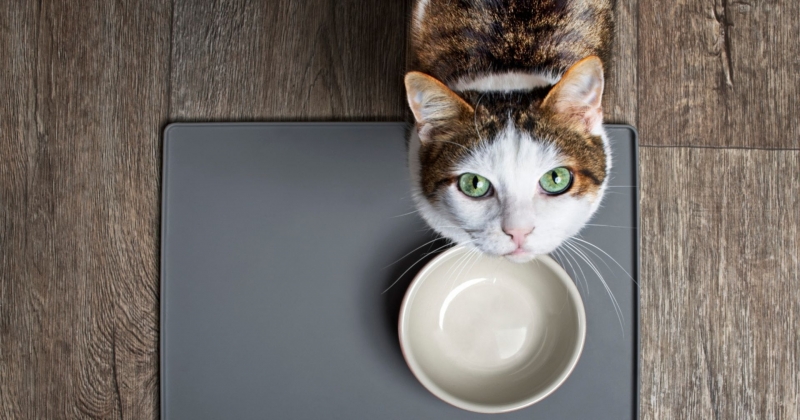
[539,167,573,195]
[458,173,492,198]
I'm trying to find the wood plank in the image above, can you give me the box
[639,147,800,419]
[0,1,170,418]
[170,0,410,120]
[638,0,800,148]
[604,0,638,125]
[0,2,37,416]
[2,1,797,419]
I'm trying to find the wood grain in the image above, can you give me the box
[1,1,412,419]
[0,1,170,418]
[169,0,410,120]
[604,0,637,125]
[639,147,800,419]
[2,0,800,419]
[638,0,800,148]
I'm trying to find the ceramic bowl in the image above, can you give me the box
[398,245,586,413]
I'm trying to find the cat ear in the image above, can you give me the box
[405,71,474,143]
[541,56,605,133]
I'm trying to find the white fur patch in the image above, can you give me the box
[452,71,561,92]
[413,0,431,30]
[408,130,474,245]
[592,126,612,215]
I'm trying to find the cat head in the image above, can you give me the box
[405,57,609,263]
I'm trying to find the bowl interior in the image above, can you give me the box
[399,246,585,413]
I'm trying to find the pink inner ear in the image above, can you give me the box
[405,71,474,128]
[584,107,603,133]
[553,97,603,133]
[418,123,433,142]
[541,57,605,133]
[585,86,601,109]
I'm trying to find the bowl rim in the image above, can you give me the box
[397,245,587,414]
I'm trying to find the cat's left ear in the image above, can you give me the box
[541,56,604,134]
[405,71,474,143]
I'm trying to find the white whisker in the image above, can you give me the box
[584,223,636,229]
[569,238,614,275]
[553,248,584,296]
[445,245,482,289]
[453,248,479,285]
[572,237,637,285]
[568,247,591,295]
[382,237,448,269]
[390,209,420,218]
[430,139,470,151]
[382,241,464,294]
[564,240,624,334]
[558,246,589,296]
[444,247,474,288]
[464,248,483,275]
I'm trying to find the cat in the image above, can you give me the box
[406,0,613,263]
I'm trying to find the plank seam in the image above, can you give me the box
[166,0,175,118]
[640,145,800,152]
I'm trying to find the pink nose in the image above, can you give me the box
[503,227,533,247]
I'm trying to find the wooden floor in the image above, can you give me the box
[1,1,797,419]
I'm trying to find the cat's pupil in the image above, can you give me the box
[552,172,560,184]
[472,177,480,189]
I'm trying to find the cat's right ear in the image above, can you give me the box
[540,56,605,134]
[405,72,474,143]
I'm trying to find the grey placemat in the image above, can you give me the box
[161,123,639,419]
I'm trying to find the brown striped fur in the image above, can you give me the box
[411,0,613,85]
[408,0,613,200]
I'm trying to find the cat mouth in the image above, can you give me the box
[471,241,533,261]
[502,247,535,262]
[504,251,535,263]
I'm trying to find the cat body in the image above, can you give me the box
[406,0,613,262]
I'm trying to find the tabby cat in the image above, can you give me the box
[406,0,613,263]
